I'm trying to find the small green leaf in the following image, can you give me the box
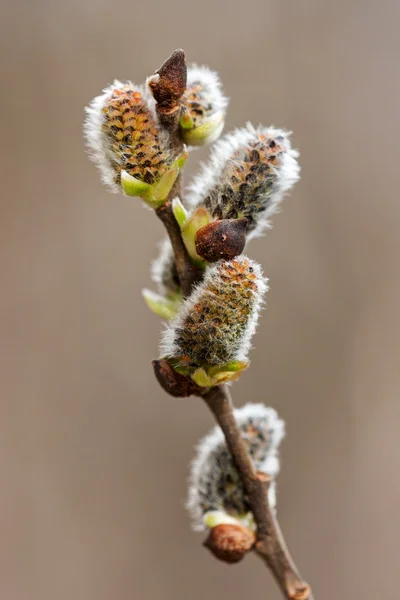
[142,289,180,320]
[210,370,244,384]
[191,368,214,387]
[191,361,249,387]
[173,149,189,171]
[208,361,249,375]
[172,198,188,228]
[150,168,180,204]
[181,112,225,147]
[179,111,194,130]
[121,172,152,198]
[204,511,242,529]
[121,150,189,208]
[181,207,211,266]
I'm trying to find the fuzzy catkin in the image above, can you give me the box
[182,65,228,127]
[84,81,173,192]
[187,403,285,530]
[151,238,181,297]
[160,256,267,367]
[187,124,300,238]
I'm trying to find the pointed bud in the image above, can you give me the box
[160,256,267,376]
[187,404,285,530]
[180,65,228,147]
[204,523,256,564]
[195,218,248,262]
[147,49,187,112]
[187,124,300,238]
[142,289,180,320]
[152,359,203,397]
[84,81,186,205]
[171,197,189,228]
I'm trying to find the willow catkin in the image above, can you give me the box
[84,81,173,192]
[160,256,267,367]
[180,65,228,146]
[187,403,285,530]
[187,124,300,238]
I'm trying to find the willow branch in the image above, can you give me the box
[151,49,314,600]
[202,385,314,600]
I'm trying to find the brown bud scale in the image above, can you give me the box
[204,523,256,564]
[152,359,202,397]
[148,49,187,111]
[195,218,248,262]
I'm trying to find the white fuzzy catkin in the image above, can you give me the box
[186,123,300,238]
[187,403,285,530]
[151,238,180,297]
[84,80,171,193]
[160,256,267,367]
[183,65,228,124]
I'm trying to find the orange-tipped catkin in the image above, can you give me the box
[160,256,267,368]
[187,403,285,530]
[187,124,300,238]
[84,81,173,193]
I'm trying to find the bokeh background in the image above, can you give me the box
[1,0,399,598]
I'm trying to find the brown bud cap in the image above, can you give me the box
[152,359,202,398]
[203,523,256,564]
[195,218,248,262]
[148,49,187,112]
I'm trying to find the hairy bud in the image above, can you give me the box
[84,81,187,205]
[187,124,300,238]
[180,65,228,147]
[204,523,256,564]
[160,256,267,380]
[187,403,285,530]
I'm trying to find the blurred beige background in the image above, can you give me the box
[1,0,399,598]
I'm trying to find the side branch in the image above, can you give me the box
[202,385,314,600]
